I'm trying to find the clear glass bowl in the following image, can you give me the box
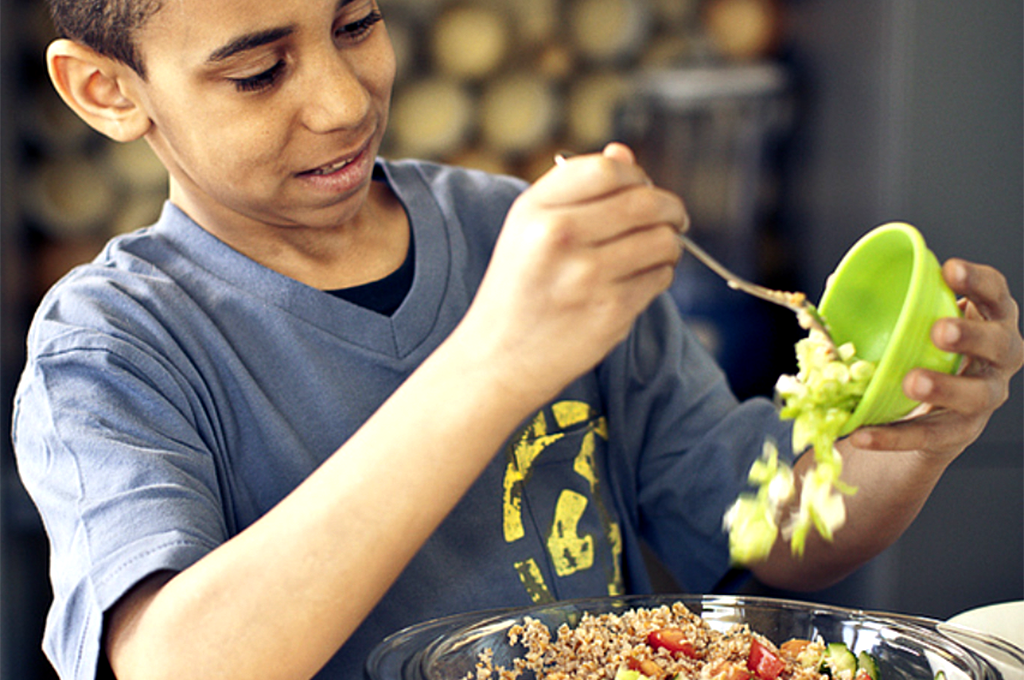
[366,595,1023,680]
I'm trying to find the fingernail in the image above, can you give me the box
[940,321,961,345]
[949,260,968,286]
[850,430,873,448]
[908,373,934,399]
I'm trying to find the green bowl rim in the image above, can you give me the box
[818,222,929,434]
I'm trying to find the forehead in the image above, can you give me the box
[136,0,356,65]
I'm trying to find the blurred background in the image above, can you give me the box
[1,0,1021,677]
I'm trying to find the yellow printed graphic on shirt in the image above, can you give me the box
[503,410,565,543]
[547,489,594,575]
[513,558,553,604]
[502,400,624,602]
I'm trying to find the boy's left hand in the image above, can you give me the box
[848,258,1023,462]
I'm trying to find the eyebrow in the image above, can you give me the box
[205,0,360,64]
[206,26,296,63]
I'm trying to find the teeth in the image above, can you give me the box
[309,157,352,175]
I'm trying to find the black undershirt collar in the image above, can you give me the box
[325,167,414,316]
[326,232,414,316]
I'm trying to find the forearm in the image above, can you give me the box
[751,440,950,591]
[107,328,544,680]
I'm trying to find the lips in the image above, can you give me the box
[297,131,377,176]
[291,136,377,198]
[300,152,359,177]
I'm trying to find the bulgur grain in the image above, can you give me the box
[469,603,830,680]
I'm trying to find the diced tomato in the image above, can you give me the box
[713,662,754,680]
[779,639,812,661]
[747,639,787,680]
[627,656,664,677]
[647,628,701,659]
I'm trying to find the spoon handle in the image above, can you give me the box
[676,232,836,346]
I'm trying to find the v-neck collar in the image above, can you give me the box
[153,158,453,358]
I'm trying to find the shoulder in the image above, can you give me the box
[34,239,174,320]
[24,214,216,366]
[384,157,528,195]
[381,157,528,219]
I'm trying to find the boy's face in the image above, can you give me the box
[125,0,395,237]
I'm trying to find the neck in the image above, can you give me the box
[170,178,410,290]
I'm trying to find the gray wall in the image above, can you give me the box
[767,0,1022,618]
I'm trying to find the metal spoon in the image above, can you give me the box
[553,152,838,350]
[674,232,837,350]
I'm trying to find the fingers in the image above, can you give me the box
[545,184,685,247]
[535,151,653,206]
[534,147,687,250]
[465,146,685,404]
[850,258,1024,458]
[902,368,1007,420]
[601,142,639,166]
[506,213,680,308]
[937,259,1024,374]
[486,146,683,344]
[539,144,669,215]
[893,258,1022,429]
[906,296,1015,419]
[943,258,1020,325]
[587,222,682,285]
[490,144,683,333]
[848,409,982,455]
[931,315,1017,370]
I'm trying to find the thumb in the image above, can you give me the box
[603,142,655,187]
[602,142,637,165]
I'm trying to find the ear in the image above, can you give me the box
[46,39,152,142]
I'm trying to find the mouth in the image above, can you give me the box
[300,152,360,177]
[298,138,372,177]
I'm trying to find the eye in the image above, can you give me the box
[230,60,286,93]
[335,8,383,43]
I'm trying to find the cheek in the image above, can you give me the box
[148,115,288,206]
[172,102,288,179]
[154,72,286,156]
[366,33,398,108]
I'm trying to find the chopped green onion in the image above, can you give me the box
[726,328,876,563]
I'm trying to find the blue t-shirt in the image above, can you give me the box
[12,158,792,680]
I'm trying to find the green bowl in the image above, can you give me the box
[818,222,962,435]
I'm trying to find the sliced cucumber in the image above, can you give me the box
[822,642,858,678]
[856,651,879,680]
[613,669,648,680]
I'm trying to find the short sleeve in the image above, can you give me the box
[12,317,228,680]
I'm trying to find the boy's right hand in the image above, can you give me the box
[456,142,688,407]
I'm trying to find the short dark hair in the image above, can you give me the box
[47,0,163,77]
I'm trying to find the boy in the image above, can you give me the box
[12,0,1023,679]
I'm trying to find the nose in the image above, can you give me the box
[299,49,371,133]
